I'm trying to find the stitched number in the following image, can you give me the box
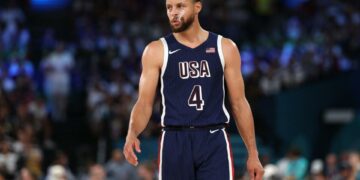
[188,85,204,111]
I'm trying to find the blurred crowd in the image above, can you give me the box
[0,0,359,179]
[239,0,359,97]
[259,149,360,180]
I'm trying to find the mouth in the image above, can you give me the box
[172,21,180,26]
[171,20,180,26]
[171,17,181,24]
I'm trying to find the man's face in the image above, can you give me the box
[166,0,196,33]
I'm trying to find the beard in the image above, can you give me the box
[170,14,195,33]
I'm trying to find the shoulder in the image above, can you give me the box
[142,39,164,67]
[218,36,241,68]
[220,37,239,53]
[220,37,241,63]
[143,40,164,57]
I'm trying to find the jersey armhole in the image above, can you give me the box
[160,38,169,77]
[159,37,169,127]
[217,35,231,122]
[217,35,225,70]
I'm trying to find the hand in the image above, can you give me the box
[123,133,141,166]
[247,155,264,180]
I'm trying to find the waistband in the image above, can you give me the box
[162,123,228,131]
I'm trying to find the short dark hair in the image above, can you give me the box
[194,0,201,2]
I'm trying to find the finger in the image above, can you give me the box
[255,171,261,180]
[126,150,139,166]
[134,140,141,153]
[128,147,138,164]
[248,169,255,180]
[255,168,265,180]
[123,148,131,161]
[124,146,138,166]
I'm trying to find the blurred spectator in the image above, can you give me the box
[12,125,44,179]
[263,164,281,180]
[281,58,306,89]
[42,41,74,122]
[137,161,156,180]
[0,17,30,54]
[324,153,340,179]
[28,96,48,130]
[105,148,137,180]
[45,165,67,180]
[0,140,18,179]
[17,23,30,52]
[13,103,33,132]
[13,125,33,156]
[338,162,353,180]
[25,148,43,179]
[284,148,308,180]
[0,0,24,25]
[277,151,290,177]
[349,151,360,180]
[310,159,325,180]
[89,164,106,180]
[16,168,35,180]
[87,79,109,130]
[259,64,281,96]
[52,151,75,180]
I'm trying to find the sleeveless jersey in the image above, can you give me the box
[159,32,230,127]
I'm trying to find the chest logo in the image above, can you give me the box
[169,49,181,55]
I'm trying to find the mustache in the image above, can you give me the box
[171,16,184,22]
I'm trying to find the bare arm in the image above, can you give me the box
[128,41,163,137]
[222,38,264,179]
[124,40,163,166]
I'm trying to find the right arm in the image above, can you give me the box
[123,40,163,166]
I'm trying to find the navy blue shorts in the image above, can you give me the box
[158,128,234,180]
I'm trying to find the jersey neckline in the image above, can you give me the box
[169,31,212,50]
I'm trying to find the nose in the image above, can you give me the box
[169,8,179,19]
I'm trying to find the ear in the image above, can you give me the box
[194,1,202,14]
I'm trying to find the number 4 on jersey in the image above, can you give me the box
[188,85,204,111]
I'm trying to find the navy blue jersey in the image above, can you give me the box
[159,32,230,127]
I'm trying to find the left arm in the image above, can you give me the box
[222,37,264,180]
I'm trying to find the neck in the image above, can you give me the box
[173,17,207,44]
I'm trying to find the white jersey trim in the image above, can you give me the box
[217,35,230,122]
[160,38,169,127]
[217,35,225,68]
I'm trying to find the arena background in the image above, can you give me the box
[0,0,359,179]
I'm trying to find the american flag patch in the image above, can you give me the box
[206,47,216,53]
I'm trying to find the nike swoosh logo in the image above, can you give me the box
[209,129,219,134]
[169,49,181,54]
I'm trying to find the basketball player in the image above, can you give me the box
[124,0,264,179]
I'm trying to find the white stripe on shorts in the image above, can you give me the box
[158,131,166,180]
[222,129,234,180]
